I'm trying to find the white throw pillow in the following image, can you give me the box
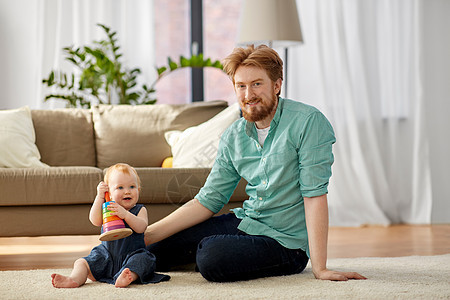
[165,103,241,168]
[0,106,49,168]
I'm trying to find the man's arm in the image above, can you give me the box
[304,194,367,281]
[144,198,214,245]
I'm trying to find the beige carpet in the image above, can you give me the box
[1,254,449,299]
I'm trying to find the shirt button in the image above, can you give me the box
[262,157,266,162]
[258,197,263,200]
[262,181,266,185]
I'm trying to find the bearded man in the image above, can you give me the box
[145,45,366,282]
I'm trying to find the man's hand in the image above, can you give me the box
[313,268,367,281]
[304,195,367,281]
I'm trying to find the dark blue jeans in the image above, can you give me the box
[147,213,309,282]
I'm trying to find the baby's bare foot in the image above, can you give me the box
[115,268,135,288]
[51,273,80,288]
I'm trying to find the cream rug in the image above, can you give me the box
[1,255,449,299]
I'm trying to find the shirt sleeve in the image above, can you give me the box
[195,129,242,213]
[297,111,336,198]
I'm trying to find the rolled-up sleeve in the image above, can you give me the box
[297,112,336,198]
[195,131,242,213]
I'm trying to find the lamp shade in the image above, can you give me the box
[237,0,303,48]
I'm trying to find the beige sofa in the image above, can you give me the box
[0,101,246,237]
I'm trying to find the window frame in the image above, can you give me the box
[191,0,204,102]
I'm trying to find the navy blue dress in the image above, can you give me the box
[84,204,170,284]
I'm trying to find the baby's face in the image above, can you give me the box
[107,170,139,210]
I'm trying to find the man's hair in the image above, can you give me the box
[104,163,141,189]
[222,44,283,94]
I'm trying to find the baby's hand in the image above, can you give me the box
[107,202,128,219]
[97,181,109,200]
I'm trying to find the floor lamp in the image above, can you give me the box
[237,0,303,98]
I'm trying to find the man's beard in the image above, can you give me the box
[241,95,278,123]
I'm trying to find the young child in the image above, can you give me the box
[51,163,169,288]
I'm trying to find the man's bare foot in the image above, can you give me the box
[115,268,136,288]
[51,273,80,288]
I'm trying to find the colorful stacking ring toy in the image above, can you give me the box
[99,192,133,241]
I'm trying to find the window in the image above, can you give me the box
[154,0,191,104]
[154,0,240,104]
[203,0,240,104]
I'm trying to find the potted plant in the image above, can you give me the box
[43,24,224,108]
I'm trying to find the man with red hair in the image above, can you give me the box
[146,45,366,283]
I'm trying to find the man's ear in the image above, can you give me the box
[274,78,282,95]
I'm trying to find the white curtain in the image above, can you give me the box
[289,0,432,226]
[35,0,156,109]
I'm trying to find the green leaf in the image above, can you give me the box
[157,66,167,76]
[130,68,141,75]
[49,71,55,84]
[190,54,203,67]
[65,57,78,65]
[212,60,223,69]
[69,74,75,89]
[168,57,178,71]
[143,99,157,105]
[180,56,190,67]
[204,58,212,67]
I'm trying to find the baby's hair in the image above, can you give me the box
[104,163,141,189]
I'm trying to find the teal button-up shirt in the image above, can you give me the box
[195,97,336,254]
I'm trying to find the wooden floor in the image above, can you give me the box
[0,224,449,271]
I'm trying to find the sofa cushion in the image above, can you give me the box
[93,101,228,169]
[165,103,241,168]
[135,167,211,205]
[0,106,49,168]
[129,167,248,205]
[32,109,96,166]
[1,205,98,236]
[0,167,102,206]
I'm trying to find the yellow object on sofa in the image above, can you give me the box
[161,157,173,168]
